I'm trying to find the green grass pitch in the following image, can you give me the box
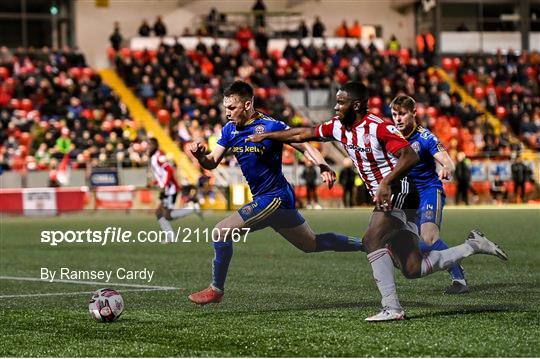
[1,208,539,357]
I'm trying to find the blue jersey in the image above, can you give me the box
[406,126,445,192]
[217,112,290,197]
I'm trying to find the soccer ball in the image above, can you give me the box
[88,288,124,322]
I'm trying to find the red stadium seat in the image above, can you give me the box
[0,67,9,79]
[474,86,485,99]
[120,48,131,58]
[496,106,507,119]
[442,57,453,71]
[10,98,20,109]
[20,98,32,111]
[69,67,82,78]
[157,109,170,126]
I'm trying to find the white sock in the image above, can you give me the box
[367,248,402,311]
[158,217,174,242]
[421,243,474,276]
[170,208,195,219]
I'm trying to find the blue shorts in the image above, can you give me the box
[238,186,305,232]
[417,187,445,228]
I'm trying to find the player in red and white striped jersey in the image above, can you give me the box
[149,138,200,243]
[248,82,507,321]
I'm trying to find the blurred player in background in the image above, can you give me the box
[188,81,363,305]
[249,81,508,321]
[149,138,200,244]
[390,95,468,294]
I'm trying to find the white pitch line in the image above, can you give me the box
[0,287,177,299]
[0,276,179,290]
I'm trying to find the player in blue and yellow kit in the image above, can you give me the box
[391,95,468,294]
[188,81,363,304]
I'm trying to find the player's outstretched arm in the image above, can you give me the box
[248,127,319,143]
[374,146,419,211]
[189,141,226,170]
[290,142,337,189]
[434,151,455,181]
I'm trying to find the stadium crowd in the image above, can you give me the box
[445,51,540,151]
[0,46,150,173]
[114,29,538,164]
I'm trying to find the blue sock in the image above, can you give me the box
[431,239,466,281]
[315,233,363,252]
[418,240,432,253]
[211,241,233,291]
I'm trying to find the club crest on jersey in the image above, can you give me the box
[411,141,420,153]
[386,125,405,139]
[254,125,265,134]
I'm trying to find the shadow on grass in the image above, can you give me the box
[409,304,531,320]
[468,281,540,292]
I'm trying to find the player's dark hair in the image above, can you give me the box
[340,81,369,103]
[149,137,158,146]
[390,95,416,112]
[224,80,254,101]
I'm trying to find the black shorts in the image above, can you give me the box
[160,192,177,210]
[373,177,419,224]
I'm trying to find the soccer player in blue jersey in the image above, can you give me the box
[187,81,363,305]
[390,95,468,294]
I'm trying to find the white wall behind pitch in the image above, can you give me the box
[75,0,415,68]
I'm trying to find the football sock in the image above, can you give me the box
[367,248,402,310]
[211,241,233,291]
[170,208,196,219]
[418,240,432,253]
[315,233,363,252]
[431,239,466,282]
[421,243,474,276]
[158,217,174,242]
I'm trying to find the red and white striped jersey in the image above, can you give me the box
[150,150,179,195]
[315,112,410,197]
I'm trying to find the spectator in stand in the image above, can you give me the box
[348,20,361,38]
[335,20,349,37]
[138,75,155,102]
[490,174,507,204]
[302,159,320,209]
[138,19,151,37]
[252,0,267,27]
[109,22,123,51]
[254,26,269,59]
[312,16,325,38]
[416,29,435,66]
[206,8,220,37]
[298,20,309,38]
[456,22,470,31]
[387,34,401,52]
[235,25,253,56]
[339,158,356,207]
[153,16,167,37]
[454,151,472,205]
[182,27,192,36]
[511,156,531,203]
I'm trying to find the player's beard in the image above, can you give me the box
[342,106,356,127]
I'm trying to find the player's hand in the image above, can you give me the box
[374,180,392,212]
[319,164,336,189]
[246,134,266,143]
[189,141,207,159]
[438,167,453,181]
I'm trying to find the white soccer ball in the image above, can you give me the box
[88,288,124,322]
